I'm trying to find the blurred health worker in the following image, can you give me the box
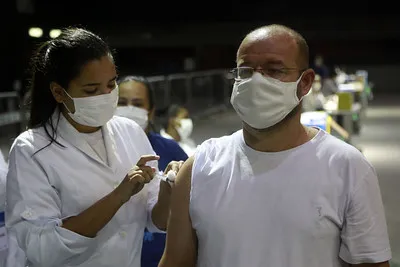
[116,75,188,267]
[116,75,188,171]
[160,105,197,156]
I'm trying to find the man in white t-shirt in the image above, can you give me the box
[159,24,391,267]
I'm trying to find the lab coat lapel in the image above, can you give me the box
[56,112,107,167]
[102,121,123,173]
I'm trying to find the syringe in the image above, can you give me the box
[154,170,177,184]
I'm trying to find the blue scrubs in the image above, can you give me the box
[141,132,188,267]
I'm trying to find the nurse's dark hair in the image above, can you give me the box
[117,75,157,132]
[25,27,113,152]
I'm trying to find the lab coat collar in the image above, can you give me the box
[50,110,121,172]
[160,129,174,140]
[102,118,123,173]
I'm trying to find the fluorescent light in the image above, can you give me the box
[28,27,43,38]
[49,29,62,39]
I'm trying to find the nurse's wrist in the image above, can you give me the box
[109,189,128,206]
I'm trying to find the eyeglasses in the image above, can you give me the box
[230,66,304,80]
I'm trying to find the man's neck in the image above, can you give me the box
[242,114,317,153]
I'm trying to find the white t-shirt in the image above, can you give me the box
[190,129,391,267]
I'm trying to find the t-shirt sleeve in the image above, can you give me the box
[339,168,392,264]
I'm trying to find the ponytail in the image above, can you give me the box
[26,41,63,154]
[27,41,60,129]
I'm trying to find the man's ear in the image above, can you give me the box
[298,69,315,99]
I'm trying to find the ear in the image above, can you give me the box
[297,69,315,99]
[50,82,74,113]
[50,82,66,103]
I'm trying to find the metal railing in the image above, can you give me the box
[147,69,234,118]
[0,92,26,128]
[0,91,28,147]
[0,69,235,138]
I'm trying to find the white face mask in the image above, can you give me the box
[230,72,303,129]
[176,118,193,140]
[63,87,119,127]
[115,106,148,130]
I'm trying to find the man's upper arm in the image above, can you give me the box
[159,156,197,267]
[339,168,392,265]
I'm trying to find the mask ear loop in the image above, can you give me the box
[296,71,307,102]
[62,89,74,114]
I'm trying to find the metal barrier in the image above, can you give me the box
[0,69,235,138]
[0,92,26,137]
[147,69,234,118]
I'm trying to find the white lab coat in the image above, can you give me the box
[6,111,162,267]
[1,152,27,267]
[0,150,8,266]
[0,150,6,211]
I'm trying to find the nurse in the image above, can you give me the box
[6,27,180,267]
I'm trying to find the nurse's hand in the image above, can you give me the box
[162,160,185,187]
[115,155,160,204]
[151,160,185,230]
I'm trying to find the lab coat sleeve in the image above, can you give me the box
[6,137,96,267]
[134,126,165,233]
[0,159,6,211]
[5,229,27,267]
[145,175,165,233]
[339,168,392,264]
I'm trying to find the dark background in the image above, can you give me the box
[4,0,400,94]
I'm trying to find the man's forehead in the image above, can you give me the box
[237,33,298,64]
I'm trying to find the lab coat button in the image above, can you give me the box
[119,231,127,238]
[21,210,33,219]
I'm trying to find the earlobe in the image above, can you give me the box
[50,82,66,104]
[302,70,315,97]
